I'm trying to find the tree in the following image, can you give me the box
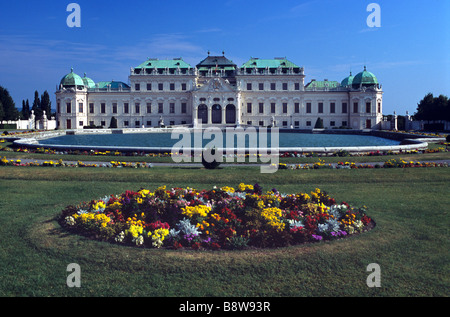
[414,93,449,121]
[0,99,4,121]
[31,90,42,120]
[21,99,30,120]
[0,86,19,121]
[314,117,324,129]
[109,116,118,129]
[40,91,52,119]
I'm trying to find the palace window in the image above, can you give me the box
[135,103,140,114]
[124,103,129,114]
[135,83,140,91]
[158,83,163,91]
[135,121,140,127]
[78,103,83,113]
[294,103,300,113]
[247,103,252,113]
[318,102,323,113]
[158,103,164,113]
[181,83,187,91]
[170,103,175,114]
[101,103,106,114]
[170,83,175,91]
[282,83,288,91]
[294,83,300,90]
[330,103,335,113]
[353,102,359,113]
[79,121,83,127]
[259,121,264,126]
[124,121,129,127]
[147,103,152,113]
[66,103,71,113]
[342,102,347,113]
[259,103,264,114]
[271,103,276,114]
[306,103,312,113]
[378,102,381,113]
[366,102,371,113]
[181,103,187,114]
[112,103,117,114]
[146,121,152,126]
[259,83,264,90]
[306,121,311,126]
[247,83,252,90]
[270,83,276,90]
[147,83,152,91]
[282,103,288,113]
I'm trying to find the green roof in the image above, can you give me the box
[136,58,191,69]
[96,81,130,89]
[241,58,300,69]
[82,73,96,89]
[352,66,378,88]
[60,68,84,87]
[340,72,354,87]
[305,80,340,89]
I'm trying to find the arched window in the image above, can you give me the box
[226,104,236,124]
[198,104,208,124]
[212,104,222,124]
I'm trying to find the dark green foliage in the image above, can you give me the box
[109,116,118,129]
[202,147,221,169]
[0,86,19,121]
[414,93,450,121]
[314,117,324,129]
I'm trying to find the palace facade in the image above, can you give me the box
[55,53,383,130]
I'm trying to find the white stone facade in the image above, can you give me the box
[55,55,383,130]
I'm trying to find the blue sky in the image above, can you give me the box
[0,0,449,115]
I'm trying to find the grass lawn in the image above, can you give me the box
[0,165,448,297]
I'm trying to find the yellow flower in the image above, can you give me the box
[182,205,211,218]
[238,183,253,192]
[261,207,285,232]
[221,186,235,193]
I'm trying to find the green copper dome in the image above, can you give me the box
[340,72,354,88]
[60,68,85,88]
[82,73,95,89]
[352,66,378,88]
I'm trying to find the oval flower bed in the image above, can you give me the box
[59,184,374,250]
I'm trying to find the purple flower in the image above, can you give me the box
[312,234,322,241]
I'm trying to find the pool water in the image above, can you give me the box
[38,132,400,148]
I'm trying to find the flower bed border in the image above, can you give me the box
[59,184,375,251]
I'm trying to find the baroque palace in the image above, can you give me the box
[55,53,383,130]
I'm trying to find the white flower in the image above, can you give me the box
[65,216,76,226]
[115,231,125,243]
[133,235,144,246]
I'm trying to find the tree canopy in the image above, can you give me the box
[414,93,450,121]
[0,86,19,121]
